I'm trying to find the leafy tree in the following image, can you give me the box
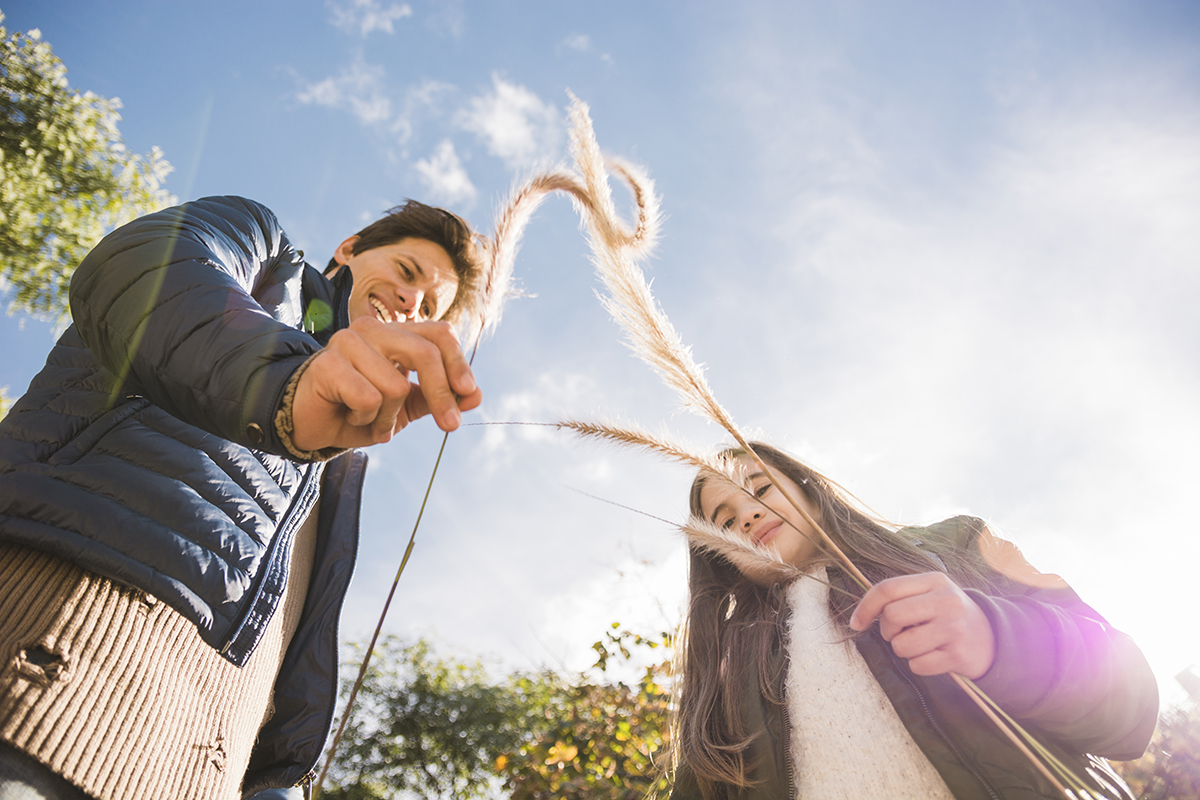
[321,637,545,800]
[0,14,174,320]
[498,625,673,800]
[319,626,674,800]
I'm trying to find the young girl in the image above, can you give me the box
[669,443,1157,800]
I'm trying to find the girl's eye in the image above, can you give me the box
[754,483,771,498]
[721,517,734,530]
[421,302,432,319]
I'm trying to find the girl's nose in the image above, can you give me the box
[741,508,763,531]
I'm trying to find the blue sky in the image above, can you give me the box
[3,0,1199,706]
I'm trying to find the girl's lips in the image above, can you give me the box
[755,520,783,545]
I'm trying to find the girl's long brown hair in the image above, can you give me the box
[672,442,993,794]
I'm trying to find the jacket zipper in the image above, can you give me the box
[295,452,367,785]
[219,461,323,661]
[882,636,1002,800]
[782,696,797,800]
[772,593,797,800]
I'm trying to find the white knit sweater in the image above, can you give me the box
[784,567,956,799]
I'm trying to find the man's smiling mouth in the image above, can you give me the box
[369,296,398,323]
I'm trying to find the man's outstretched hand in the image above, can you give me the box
[291,317,483,451]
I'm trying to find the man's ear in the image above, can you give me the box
[332,236,360,269]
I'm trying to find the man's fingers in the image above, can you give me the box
[293,318,484,451]
[355,319,475,431]
[292,330,416,450]
[330,330,414,431]
[400,340,459,430]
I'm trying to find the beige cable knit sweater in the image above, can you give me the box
[0,503,320,800]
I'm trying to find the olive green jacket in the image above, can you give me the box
[670,516,1157,800]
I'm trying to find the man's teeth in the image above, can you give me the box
[370,297,394,322]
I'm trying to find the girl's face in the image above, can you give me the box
[698,458,824,582]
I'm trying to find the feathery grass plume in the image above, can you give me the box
[556,418,730,477]
[682,514,801,584]
[563,98,871,591]
[558,419,855,590]
[566,101,730,430]
[680,515,861,603]
[468,170,588,343]
[466,101,659,345]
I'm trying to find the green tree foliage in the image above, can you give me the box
[1112,703,1200,800]
[321,637,544,800]
[320,626,673,800]
[498,625,672,800]
[0,14,174,320]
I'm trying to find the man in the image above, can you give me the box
[0,195,485,799]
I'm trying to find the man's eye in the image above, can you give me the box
[421,302,432,319]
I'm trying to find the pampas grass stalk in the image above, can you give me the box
[555,419,728,477]
[564,97,871,592]
[559,97,1091,800]
[953,674,1101,798]
[682,514,802,584]
[468,170,591,343]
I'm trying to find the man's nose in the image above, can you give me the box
[397,288,424,320]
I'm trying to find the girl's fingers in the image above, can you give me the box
[852,571,996,679]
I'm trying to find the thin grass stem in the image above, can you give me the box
[312,430,451,799]
[950,674,1081,797]
[955,675,1100,797]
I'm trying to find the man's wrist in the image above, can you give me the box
[275,351,348,462]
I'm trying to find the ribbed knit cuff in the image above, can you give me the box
[274,352,347,463]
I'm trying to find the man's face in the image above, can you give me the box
[335,236,459,323]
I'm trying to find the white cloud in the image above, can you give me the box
[560,34,591,52]
[414,140,476,205]
[296,56,391,125]
[389,79,457,148]
[457,74,561,170]
[556,33,612,63]
[328,0,413,36]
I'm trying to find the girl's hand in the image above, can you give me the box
[849,572,996,679]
